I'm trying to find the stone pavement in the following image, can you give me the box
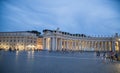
[0,51,120,73]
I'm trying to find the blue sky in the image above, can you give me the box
[0,0,120,35]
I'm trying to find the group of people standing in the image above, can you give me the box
[96,50,119,63]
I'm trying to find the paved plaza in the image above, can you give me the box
[0,51,120,73]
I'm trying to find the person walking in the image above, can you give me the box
[102,51,106,63]
[96,51,100,57]
[96,51,101,62]
[114,52,118,61]
[110,51,114,62]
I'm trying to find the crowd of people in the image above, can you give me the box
[96,50,119,63]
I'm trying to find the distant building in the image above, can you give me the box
[0,31,42,51]
[37,36,43,50]
[43,29,120,52]
[0,29,120,52]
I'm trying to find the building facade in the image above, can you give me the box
[43,29,120,52]
[0,31,42,51]
[0,29,120,52]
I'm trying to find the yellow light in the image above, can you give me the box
[27,45,35,48]
[46,38,50,50]
[118,38,120,41]
[16,51,19,56]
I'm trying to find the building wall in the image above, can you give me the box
[0,30,119,52]
[0,31,38,51]
[43,29,120,52]
[37,37,43,50]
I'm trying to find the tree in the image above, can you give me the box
[28,30,41,36]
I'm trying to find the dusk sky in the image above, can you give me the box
[0,0,120,35]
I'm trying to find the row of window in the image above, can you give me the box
[0,37,36,39]
[0,40,36,43]
[0,43,36,46]
[0,43,23,45]
[0,32,36,36]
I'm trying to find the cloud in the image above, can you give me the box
[0,0,120,35]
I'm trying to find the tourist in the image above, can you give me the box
[102,51,106,63]
[95,51,101,63]
[114,52,118,61]
[110,51,114,62]
[96,51,100,58]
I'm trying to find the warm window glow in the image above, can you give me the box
[118,38,120,41]
[46,38,50,50]
[115,42,119,51]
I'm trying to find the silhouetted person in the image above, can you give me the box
[103,51,106,63]
[115,52,118,61]
[110,51,114,62]
[96,51,100,57]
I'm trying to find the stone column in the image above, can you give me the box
[102,41,104,51]
[82,41,84,50]
[55,37,58,51]
[75,40,76,50]
[60,38,62,51]
[99,41,101,51]
[107,41,109,51]
[52,37,55,51]
[78,40,80,50]
[70,40,72,50]
[119,41,120,52]
[66,39,68,50]
[97,41,100,51]
[91,41,93,50]
[112,41,115,52]
[80,41,82,50]
[63,40,65,50]
[43,38,46,50]
[72,40,74,51]
[109,41,112,51]
[71,40,73,50]
[103,41,105,51]
[43,38,45,50]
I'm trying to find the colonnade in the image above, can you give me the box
[43,37,117,51]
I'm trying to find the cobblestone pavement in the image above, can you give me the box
[0,51,120,73]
